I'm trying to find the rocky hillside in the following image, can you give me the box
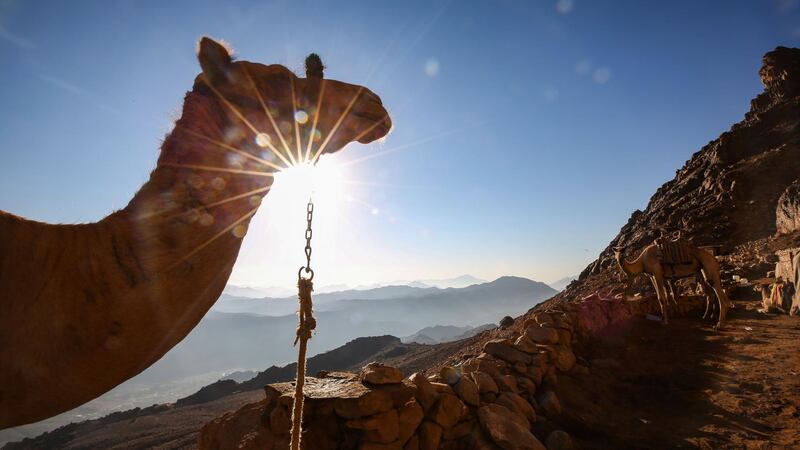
[565,46,800,299]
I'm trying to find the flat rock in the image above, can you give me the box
[347,409,400,444]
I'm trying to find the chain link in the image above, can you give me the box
[298,198,314,281]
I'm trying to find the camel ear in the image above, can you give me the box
[197,37,233,84]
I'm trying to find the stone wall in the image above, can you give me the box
[198,294,705,450]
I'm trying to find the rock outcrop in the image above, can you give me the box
[777,179,800,235]
[569,46,800,298]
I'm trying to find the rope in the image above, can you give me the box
[290,277,315,450]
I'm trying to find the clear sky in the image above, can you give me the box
[1,0,798,289]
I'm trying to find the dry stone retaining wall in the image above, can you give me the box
[198,294,705,450]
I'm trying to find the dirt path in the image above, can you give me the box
[553,300,800,449]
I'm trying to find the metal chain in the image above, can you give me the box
[298,197,314,281]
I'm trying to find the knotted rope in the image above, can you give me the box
[290,276,315,450]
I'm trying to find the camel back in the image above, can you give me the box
[655,238,694,266]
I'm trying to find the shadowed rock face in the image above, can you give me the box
[777,179,800,235]
[570,46,800,296]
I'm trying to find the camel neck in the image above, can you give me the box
[111,91,275,277]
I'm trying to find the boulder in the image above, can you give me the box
[545,430,574,450]
[362,362,404,385]
[471,371,499,395]
[478,404,546,450]
[500,316,515,328]
[346,409,400,444]
[524,326,559,345]
[463,357,502,377]
[556,329,572,346]
[483,339,532,364]
[455,376,480,406]
[517,376,537,396]
[443,418,475,441]
[553,346,576,372]
[430,382,455,395]
[397,399,424,444]
[419,420,443,450]
[527,367,544,386]
[409,373,439,411]
[536,391,562,417]
[428,394,464,429]
[495,374,518,393]
[439,366,462,385]
[360,441,403,450]
[495,392,536,424]
[404,435,420,450]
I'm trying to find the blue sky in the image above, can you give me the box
[1,0,798,288]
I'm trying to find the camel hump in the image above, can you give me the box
[656,238,694,265]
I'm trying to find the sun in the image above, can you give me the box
[271,158,347,208]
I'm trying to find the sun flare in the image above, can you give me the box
[271,158,347,208]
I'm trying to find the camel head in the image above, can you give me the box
[191,37,392,168]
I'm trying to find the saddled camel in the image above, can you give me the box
[0,37,392,428]
[614,240,731,329]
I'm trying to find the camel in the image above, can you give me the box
[614,239,730,329]
[0,37,392,429]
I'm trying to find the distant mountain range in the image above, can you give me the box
[401,323,496,344]
[0,276,555,445]
[220,274,487,301]
[548,275,578,291]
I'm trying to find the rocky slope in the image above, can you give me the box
[565,46,800,299]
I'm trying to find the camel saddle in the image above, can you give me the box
[655,237,694,266]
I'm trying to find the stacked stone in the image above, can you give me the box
[199,294,705,450]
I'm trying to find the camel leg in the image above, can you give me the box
[702,268,729,329]
[666,279,680,317]
[651,273,670,325]
[710,279,730,330]
[698,276,715,320]
[667,280,679,307]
